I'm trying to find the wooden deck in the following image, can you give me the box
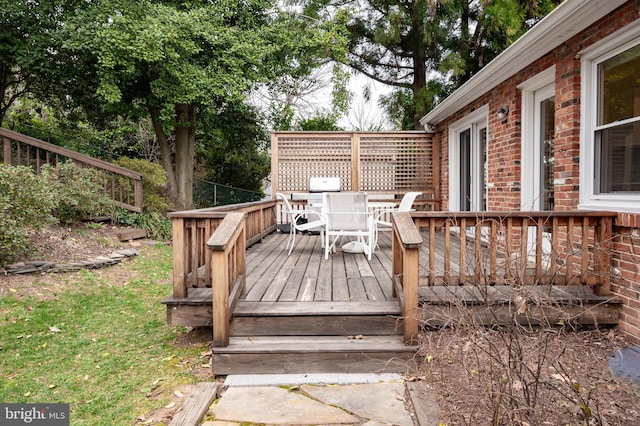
[165,228,620,310]
[164,230,404,334]
[163,228,620,374]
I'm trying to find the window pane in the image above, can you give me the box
[541,97,555,210]
[460,129,471,211]
[597,122,640,193]
[598,44,640,125]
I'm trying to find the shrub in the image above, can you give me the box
[114,157,173,212]
[0,164,57,265]
[42,161,114,222]
[0,162,118,266]
[111,208,172,241]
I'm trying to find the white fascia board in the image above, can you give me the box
[419,0,628,128]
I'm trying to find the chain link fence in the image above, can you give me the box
[193,179,265,208]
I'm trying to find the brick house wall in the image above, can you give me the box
[433,1,640,344]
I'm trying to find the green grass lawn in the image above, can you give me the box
[0,244,209,425]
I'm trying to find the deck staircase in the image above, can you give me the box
[1,127,143,212]
[163,291,419,375]
[212,300,418,375]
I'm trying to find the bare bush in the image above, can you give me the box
[416,282,640,425]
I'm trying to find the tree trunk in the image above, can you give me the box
[174,103,196,210]
[148,103,178,206]
[412,50,427,130]
[412,28,428,130]
[0,61,8,124]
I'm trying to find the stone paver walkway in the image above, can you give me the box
[201,374,440,425]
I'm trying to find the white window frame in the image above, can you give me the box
[579,24,640,212]
[518,66,555,211]
[448,105,489,211]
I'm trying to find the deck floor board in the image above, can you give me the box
[244,230,397,302]
[240,230,604,303]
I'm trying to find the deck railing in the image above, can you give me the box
[392,210,616,343]
[1,127,143,212]
[168,199,277,299]
[169,199,277,347]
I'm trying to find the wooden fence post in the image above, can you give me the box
[403,245,420,344]
[211,248,230,347]
[3,137,12,164]
[392,212,423,345]
[172,217,187,299]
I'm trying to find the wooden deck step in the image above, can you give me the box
[231,301,403,336]
[162,288,212,326]
[211,335,418,375]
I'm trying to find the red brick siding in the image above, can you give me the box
[613,215,640,345]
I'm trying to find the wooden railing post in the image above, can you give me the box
[134,179,143,212]
[3,137,11,164]
[402,244,420,344]
[211,248,230,347]
[208,212,247,347]
[392,212,423,345]
[171,217,187,299]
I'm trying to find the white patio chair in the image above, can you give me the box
[372,191,422,247]
[277,192,326,255]
[322,192,373,260]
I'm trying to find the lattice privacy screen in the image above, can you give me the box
[272,132,437,195]
[274,133,353,192]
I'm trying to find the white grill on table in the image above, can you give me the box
[308,177,341,205]
[287,178,341,227]
[290,177,342,205]
[309,177,341,193]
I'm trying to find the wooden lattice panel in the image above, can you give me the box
[272,131,436,196]
[276,134,353,192]
[360,133,434,193]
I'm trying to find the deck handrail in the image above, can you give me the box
[168,199,277,299]
[1,127,143,212]
[392,210,616,342]
[413,211,615,293]
[207,212,246,347]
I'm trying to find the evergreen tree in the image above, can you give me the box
[297,0,561,129]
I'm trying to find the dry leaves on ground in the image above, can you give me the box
[418,327,640,425]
